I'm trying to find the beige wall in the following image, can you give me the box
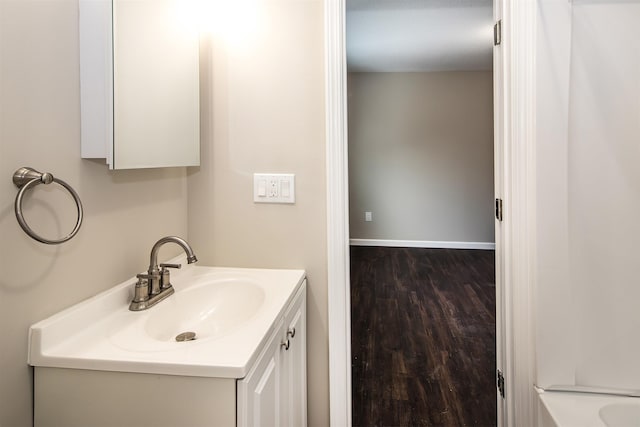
[0,1,189,426]
[1,1,327,427]
[348,71,494,244]
[187,1,328,426]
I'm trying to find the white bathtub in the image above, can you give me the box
[538,388,640,427]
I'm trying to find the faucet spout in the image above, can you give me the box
[130,236,198,311]
[149,236,198,272]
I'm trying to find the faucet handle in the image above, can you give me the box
[159,263,181,270]
[132,274,152,305]
[159,263,181,290]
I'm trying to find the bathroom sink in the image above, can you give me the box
[107,277,267,352]
[144,279,265,343]
[28,257,305,378]
[600,403,640,427]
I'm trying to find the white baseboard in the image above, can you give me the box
[349,239,496,250]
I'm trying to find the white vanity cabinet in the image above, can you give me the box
[238,283,307,427]
[32,272,307,427]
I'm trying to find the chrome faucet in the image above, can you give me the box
[129,236,198,311]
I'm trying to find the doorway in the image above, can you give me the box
[343,1,497,425]
[327,1,537,426]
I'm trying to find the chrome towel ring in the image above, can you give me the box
[13,167,83,244]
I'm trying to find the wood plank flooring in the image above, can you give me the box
[350,246,496,427]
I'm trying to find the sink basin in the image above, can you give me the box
[28,258,305,378]
[107,277,267,352]
[600,403,640,427]
[145,279,265,342]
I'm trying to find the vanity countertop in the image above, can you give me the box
[28,257,305,378]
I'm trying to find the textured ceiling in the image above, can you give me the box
[346,0,493,72]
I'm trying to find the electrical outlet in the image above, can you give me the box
[365,211,372,222]
[268,178,278,197]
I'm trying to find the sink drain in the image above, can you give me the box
[175,331,197,342]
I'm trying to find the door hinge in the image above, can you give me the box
[495,198,503,222]
[497,369,505,399]
[494,20,502,46]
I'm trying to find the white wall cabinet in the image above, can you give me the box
[33,280,307,427]
[79,0,200,170]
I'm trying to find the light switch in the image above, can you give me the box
[254,173,295,203]
[258,179,267,197]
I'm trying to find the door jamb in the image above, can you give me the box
[497,0,537,425]
[325,0,352,425]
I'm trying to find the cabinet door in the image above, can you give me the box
[79,0,200,169]
[238,280,307,427]
[238,320,284,427]
[282,282,307,427]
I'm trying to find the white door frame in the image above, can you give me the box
[493,0,507,423]
[324,1,537,425]
[497,0,537,425]
[325,0,352,425]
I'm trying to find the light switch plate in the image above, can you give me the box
[253,173,295,204]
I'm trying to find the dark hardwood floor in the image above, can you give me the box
[350,246,496,427]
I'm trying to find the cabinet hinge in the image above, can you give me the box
[497,369,505,399]
[494,20,502,46]
[495,198,503,222]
